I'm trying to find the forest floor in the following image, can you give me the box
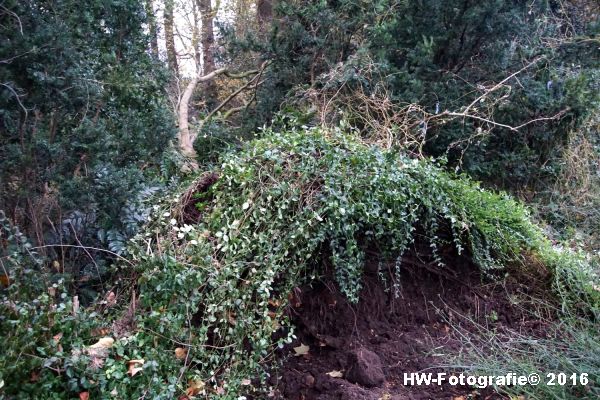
[273,253,552,400]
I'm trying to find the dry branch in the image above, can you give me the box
[293,53,569,158]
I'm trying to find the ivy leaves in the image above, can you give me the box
[3,127,591,398]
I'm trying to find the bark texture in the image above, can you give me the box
[164,0,179,75]
[198,0,217,105]
[145,0,159,57]
[257,0,273,30]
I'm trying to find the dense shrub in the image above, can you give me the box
[3,129,595,398]
[227,0,599,192]
[0,0,176,300]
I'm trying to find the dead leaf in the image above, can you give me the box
[268,299,280,307]
[271,318,281,330]
[91,327,111,337]
[175,347,187,360]
[106,291,116,306]
[86,337,115,366]
[52,260,61,272]
[30,370,40,382]
[79,392,89,400]
[127,359,144,377]
[0,274,9,287]
[89,356,105,370]
[89,337,114,350]
[53,333,63,344]
[293,343,310,356]
[241,379,251,386]
[227,311,237,326]
[186,379,205,396]
[288,288,302,307]
[326,370,343,378]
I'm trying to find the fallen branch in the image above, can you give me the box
[439,107,569,133]
[29,244,134,266]
[462,57,545,115]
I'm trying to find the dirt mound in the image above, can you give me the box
[273,254,549,400]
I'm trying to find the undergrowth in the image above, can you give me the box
[457,318,600,399]
[1,128,599,399]
[449,255,600,399]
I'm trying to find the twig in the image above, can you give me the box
[199,60,270,129]
[141,327,235,349]
[462,57,545,115]
[30,244,134,266]
[1,82,28,116]
[67,221,104,290]
[441,108,568,132]
[0,5,23,34]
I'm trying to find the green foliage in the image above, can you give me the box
[454,252,600,399]
[0,211,100,398]
[208,128,543,301]
[2,0,598,398]
[0,0,177,303]
[533,113,600,249]
[192,121,242,167]
[129,128,598,398]
[0,2,180,394]
[0,0,175,247]
[2,128,599,398]
[230,0,599,191]
[131,128,551,397]
[470,321,600,400]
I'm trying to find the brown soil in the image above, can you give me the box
[180,171,219,224]
[272,253,550,400]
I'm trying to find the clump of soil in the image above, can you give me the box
[273,253,550,400]
[179,171,219,224]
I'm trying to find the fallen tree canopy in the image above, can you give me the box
[1,128,599,399]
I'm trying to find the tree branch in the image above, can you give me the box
[462,56,545,115]
[199,60,270,129]
[176,61,271,168]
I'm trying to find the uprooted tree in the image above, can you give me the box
[1,0,599,399]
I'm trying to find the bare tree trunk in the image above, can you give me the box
[164,0,179,75]
[192,0,202,69]
[177,66,264,164]
[177,68,227,162]
[198,0,217,105]
[179,77,200,159]
[257,0,272,31]
[146,0,159,57]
